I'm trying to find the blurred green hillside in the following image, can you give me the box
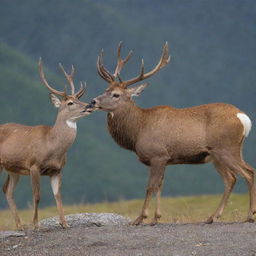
[0,0,256,208]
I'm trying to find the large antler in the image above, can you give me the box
[113,41,133,79]
[38,58,67,98]
[59,63,86,99]
[97,42,170,88]
[121,42,170,88]
[97,43,133,83]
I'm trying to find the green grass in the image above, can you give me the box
[0,194,249,230]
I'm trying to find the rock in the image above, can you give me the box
[0,231,26,239]
[39,213,130,229]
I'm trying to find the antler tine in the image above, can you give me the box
[97,55,111,82]
[122,42,170,88]
[97,50,115,83]
[100,51,115,81]
[75,81,86,99]
[59,63,75,95]
[38,58,67,97]
[140,59,145,79]
[117,41,123,59]
[114,41,133,78]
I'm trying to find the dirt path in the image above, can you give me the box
[1,222,256,256]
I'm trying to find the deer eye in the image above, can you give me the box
[67,101,74,105]
[112,93,120,98]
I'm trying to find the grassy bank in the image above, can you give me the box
[0,194,249,230]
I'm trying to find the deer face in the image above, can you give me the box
[91,84,148,112]
[39,59,93,121]
[50,94,92,121]
[87,42,169,112]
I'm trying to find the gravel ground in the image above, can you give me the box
[1,222,256,256]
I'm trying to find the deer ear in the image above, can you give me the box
[49,93,61,108]
[127,83,149,97]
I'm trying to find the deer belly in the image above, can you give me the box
[40,167,60,176]
[171,151,211,165]
[5,166,30,175]
[18,169,30,175]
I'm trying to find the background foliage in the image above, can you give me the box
[0,0,256,208]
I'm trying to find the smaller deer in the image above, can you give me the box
[88,42,256,225]
[0,59,92,229]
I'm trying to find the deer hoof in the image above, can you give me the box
[16,224,25,231]
[150,215,161,226]
[205,217,214,224]
[149,220,157,226]
[131,216,144,226]
[60,221,70,228]
[245,218,254,223]
[33,224,40,231]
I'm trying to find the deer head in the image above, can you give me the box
[39,58,92,121]
[88,42,170,111]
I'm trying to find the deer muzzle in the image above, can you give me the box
[86,99,98,110]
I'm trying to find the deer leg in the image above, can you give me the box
[132,159,166,225]
[151,175,164,225]
[222,158,256,222]
[238,162,256,222]
[50,173,69,228]
[210,149,256,222]
[206,161,236,224]
[3,173,23,230]
[30,166,40,229]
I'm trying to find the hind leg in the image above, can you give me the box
[206,161,236,224]
[3,173,23,230]
[211,149,256,222]
[225,158,256,222]
[238,161,256,222]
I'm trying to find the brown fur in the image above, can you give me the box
[107,102,144,151]
[1,62,90,230]
[96,91,256,225]
[93,42,256,225]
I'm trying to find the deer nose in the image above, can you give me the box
[86,100,96,109]
[90,100,96,105]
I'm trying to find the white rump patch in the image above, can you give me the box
[50,175,59,195]
[237,113,252,137]
[66,120,77,130]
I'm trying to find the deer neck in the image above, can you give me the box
[107,102,143,151]
[50,113,77,152]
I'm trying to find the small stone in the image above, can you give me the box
[39,213,130,230]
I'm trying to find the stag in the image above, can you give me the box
[88,42,256,225]
[0,59,92,229]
